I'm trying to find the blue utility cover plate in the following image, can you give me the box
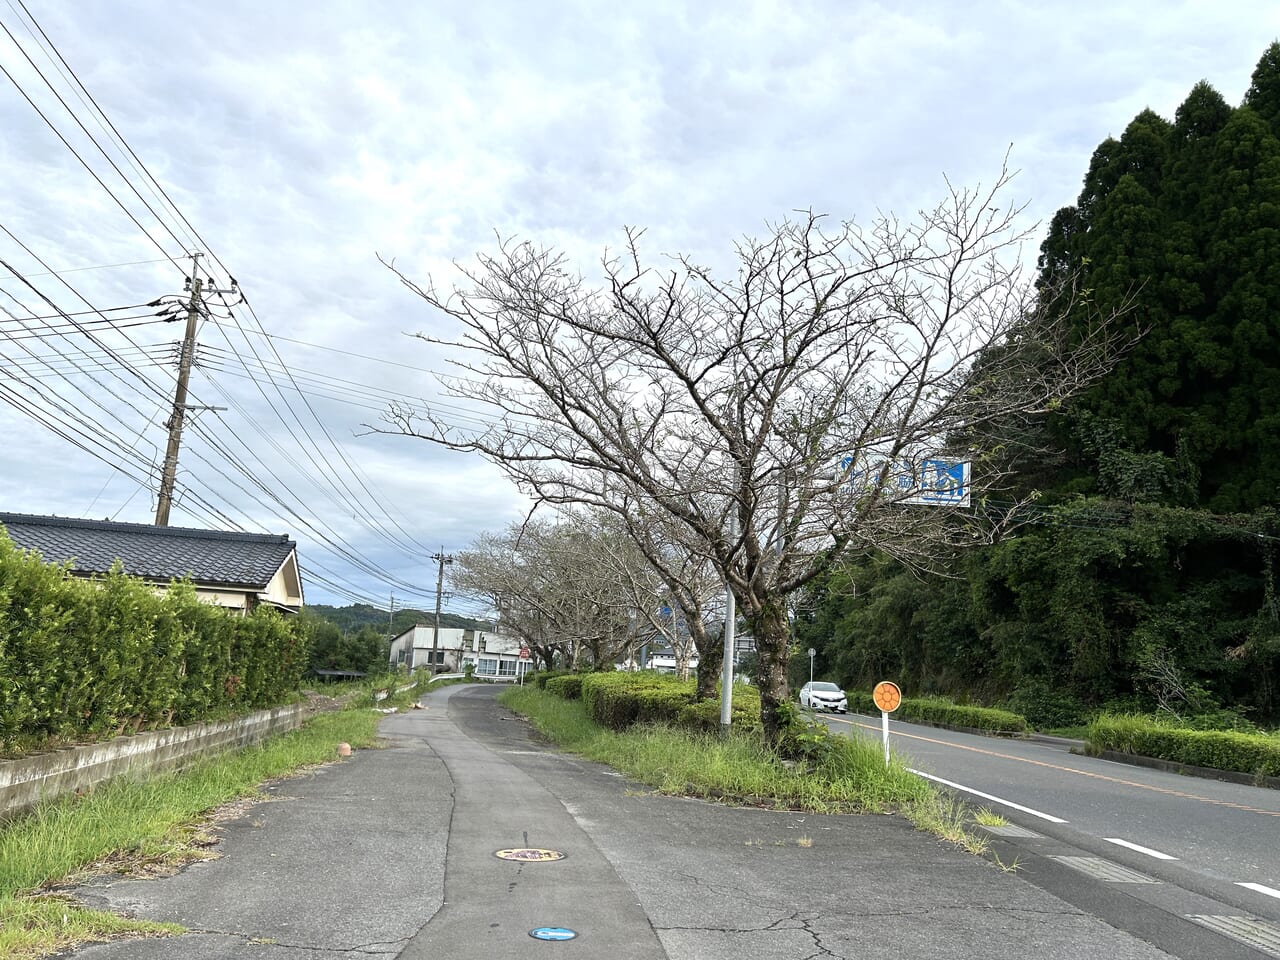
[530,927,578,941]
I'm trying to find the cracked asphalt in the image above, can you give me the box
[65,684,1177,959]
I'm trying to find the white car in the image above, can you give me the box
[800,681,848,713]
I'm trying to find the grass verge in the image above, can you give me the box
[0,701,393,960]
[499,686,990,845]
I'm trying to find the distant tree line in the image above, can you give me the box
[797,44,1280,729]
[300,603,491,675]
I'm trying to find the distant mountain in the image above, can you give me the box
[307,602,492,635]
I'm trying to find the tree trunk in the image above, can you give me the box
[751,600,791,746]
[691,620,721,700]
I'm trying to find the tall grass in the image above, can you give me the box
[500,687,930,814]
[0,706,384,959]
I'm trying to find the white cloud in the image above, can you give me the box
[3,0,1278,605]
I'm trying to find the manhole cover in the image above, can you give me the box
[530,927,577,941]
[495,848,566,862]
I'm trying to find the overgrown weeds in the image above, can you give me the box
[0,705,384,959]
[502,686,936,816]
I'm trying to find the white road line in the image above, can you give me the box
[907,768,1068,823]
[1238,881,1280,901]
[1103,838,1179,860]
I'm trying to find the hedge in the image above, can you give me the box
[544,675,583,700]
[1087,714,1280,778]
[841,690,1028,734]
[0,533,311,753]
[540,671,761,733]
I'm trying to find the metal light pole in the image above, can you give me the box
[808,647,815,685]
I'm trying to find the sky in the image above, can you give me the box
[1,0,1277,613]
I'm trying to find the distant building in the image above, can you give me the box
[0,512,303,614]
[389,624,530,679]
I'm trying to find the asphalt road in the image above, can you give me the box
[66,685,1193,960]
[817,709,1280,955]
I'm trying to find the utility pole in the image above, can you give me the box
[388,592,397,667]
[154,254,235,526]
[430,549,454,671]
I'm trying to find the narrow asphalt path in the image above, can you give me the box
[65,685,1202,959]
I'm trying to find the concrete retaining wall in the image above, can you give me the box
[0,703,308,820]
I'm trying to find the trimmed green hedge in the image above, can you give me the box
[1087,714,1280,778]
[0,532,311,753]
[544,675,583,700]
[840,689,1028,734]
[897,698,1029,734]
[531,670,569,690]
[541,671,761,733]
[581,673,690,729]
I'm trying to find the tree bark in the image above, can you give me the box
[749,600,791,744]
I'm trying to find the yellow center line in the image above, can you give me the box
[827,715,1280,819]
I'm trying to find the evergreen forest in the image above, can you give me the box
[795,44,1280,731]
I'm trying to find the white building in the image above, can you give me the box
[389,625,531,680]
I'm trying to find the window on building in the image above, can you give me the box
[498,659,517,677]
[476,657,498,676]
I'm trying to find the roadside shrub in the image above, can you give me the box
[1002,682,1089,730]
[776,700,836,767]
[0,533,313,754]
[1087,714,1280,777]
[579,673,762,733]
[581,673,690,729]
[846,691,875,714]
[534,670,569,690]
[831,684,1028,735]
[544,675,583,700]
[676,689,761,732]
[898,698,1028,734]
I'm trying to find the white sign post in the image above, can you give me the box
[808,647,815,685]
[872,681,902,766]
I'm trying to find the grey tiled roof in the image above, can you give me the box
[0,513,297,590]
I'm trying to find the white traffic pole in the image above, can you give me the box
[882,710,890,766]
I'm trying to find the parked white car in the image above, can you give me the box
[799,681,848,713]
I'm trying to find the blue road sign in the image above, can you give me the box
[839,456,970,508]
[530,927,578,941]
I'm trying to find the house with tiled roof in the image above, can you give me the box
[0,512,303,614]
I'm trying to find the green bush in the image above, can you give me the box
[574,672,761,734]
[534,670,569,690]
[1087,714,1280,777]
[581,673,688,729]
[676,691,761,732]
[846,691,875,714]
[544,675,583,700]
[822,685,1028,735]
[1002,682,1089,730]
[898,697,1029,734]
[0,533,312,754]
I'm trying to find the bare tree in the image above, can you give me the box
[585,506,720,687]
[452,518,640,671]
[382,166,1129,745]
[600,494,724,696]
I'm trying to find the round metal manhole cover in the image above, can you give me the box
[530,926,577,941]
[495,847,566,862]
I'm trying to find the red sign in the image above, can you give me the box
[519,646,531,660]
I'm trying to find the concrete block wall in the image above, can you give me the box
[0,703,308,820]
